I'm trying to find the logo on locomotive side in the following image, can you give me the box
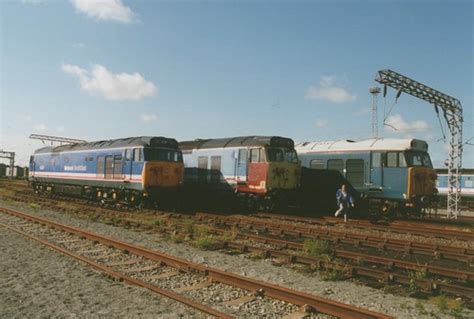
[64,165,87,171]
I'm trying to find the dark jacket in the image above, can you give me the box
[336,189,354,208]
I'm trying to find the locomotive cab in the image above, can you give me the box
[141,147,184,191]
[264,147,300,190]
[404,150,437,210]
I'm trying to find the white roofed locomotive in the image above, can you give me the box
[296,138,438,218]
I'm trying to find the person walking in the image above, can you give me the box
[334,184,354,223]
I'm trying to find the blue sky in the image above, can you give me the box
[1,0,472,167]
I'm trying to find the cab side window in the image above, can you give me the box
[250,149,261,163]
[133,148,142,162]
[125,149,132,161]
[386,152,398,168]
[398,152,407,167]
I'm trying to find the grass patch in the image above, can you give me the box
[302,239,331,257]
[222,225,239,241]
[408,265,429,294]
[28,203,40,210]
[170,232,185,243]
[429,295,465,317]
[414,300,428,315]
[320,268,346,281]
[248,250,265,260]
[193,234,220,250]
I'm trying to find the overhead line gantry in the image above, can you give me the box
[375,69,463,218]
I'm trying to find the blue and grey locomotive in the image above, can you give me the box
[29,136,184,205]
[179,136,301,210]
[295,138,438,217]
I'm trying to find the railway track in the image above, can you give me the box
[5,187,474,266]
[132,215,474,301]
[0,206,392,319]
[253,212,474,242]
[136,216,474,301]
[8,186,474,244]
[14,188,474,266]
[196,213,474,264]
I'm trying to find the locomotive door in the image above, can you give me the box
[369,152,383,190]
[29,156,35,177]
[236,149,248,183]
[123,149,133,180]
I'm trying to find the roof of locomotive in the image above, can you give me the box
[34,136,178,154]
[179,136,295,151]
[295,138,429,154]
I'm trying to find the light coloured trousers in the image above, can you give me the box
[334,203,348,222]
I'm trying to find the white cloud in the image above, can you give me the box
[72,42,85,49]
[34,123,48,132]
[71,0,135,23]
[315,119,328,128]
[306,76,356,104]
[384,114,430,134]
[354,107,370,116]
[141,113,158,123]
[62,63,157,101]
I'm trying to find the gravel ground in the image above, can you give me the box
[1,199,473,318]
[0,227,202,318]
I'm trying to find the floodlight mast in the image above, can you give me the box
[375,69,463,218]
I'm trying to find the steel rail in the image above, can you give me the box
[254,212,474,241]
[221,242,474,300]
[86,215,474,300]
[196,213,474,263]
[0,206,392,319]
[229,232,474,282]
[176,221,474,282]
[321,217,474,241]
[255,211,474,227]
[0,222,231,319]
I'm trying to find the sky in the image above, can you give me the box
[0,0,473,167]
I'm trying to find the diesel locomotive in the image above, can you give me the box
[296,138,438,217]
[29,136,184,206]
[179,136,301,210]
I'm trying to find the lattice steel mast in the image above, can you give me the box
[369,87,381,138]
[375,69,463,218]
